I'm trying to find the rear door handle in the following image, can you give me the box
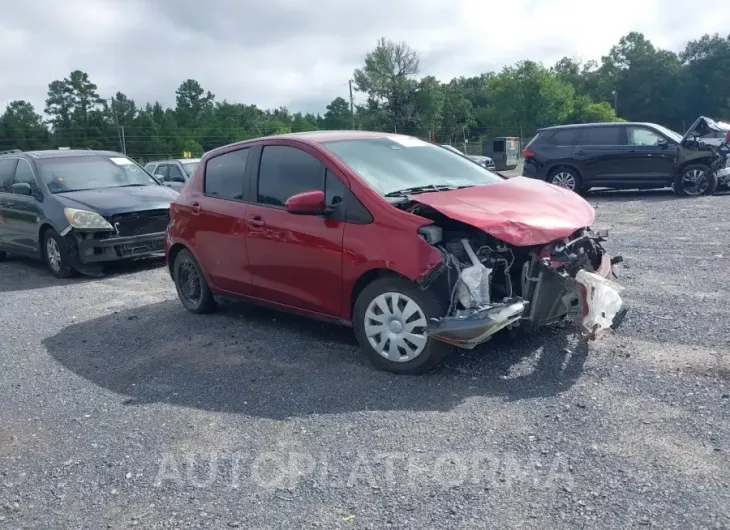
[190,201,201,213]
[246,215,265,227]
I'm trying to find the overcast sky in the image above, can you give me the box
[1,0,728,116]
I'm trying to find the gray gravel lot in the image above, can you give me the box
[1,189,729,529]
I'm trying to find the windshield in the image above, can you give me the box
[653,124,682,143]
[181,161,199,177]
[37,155,159,193]
[323,137,503,196]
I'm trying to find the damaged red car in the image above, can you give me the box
[165,131,627,374]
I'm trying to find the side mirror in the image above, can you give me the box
[172,176,186,183]
[657,139,668,148]
[155,174,166,180]
[285,190,328,216]
[11,182,33,196]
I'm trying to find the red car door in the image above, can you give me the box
[245,143,346,317]
[188,147,253,295]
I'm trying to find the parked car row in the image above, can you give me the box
[0,132,628,374]
[522,116,730,196]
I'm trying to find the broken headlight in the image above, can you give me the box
[63,208,114,231]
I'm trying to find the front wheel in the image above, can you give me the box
[43,229,75,278]
[172,248,217,314]
[353,276,450,374]
[674,164,717,196]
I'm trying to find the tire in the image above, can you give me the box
[674,164,717,197]
[548,167,584,193]
[353,276,451,374]
[172,248,217,314]
[42,229,75,278]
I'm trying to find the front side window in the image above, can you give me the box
[257,146,325,207]
[168,164,186,182]
[154,164,168,179]
[204,148,249,200]
[627,127,665,146]
[323,137,503,196]
[14,159,38,191]
[36,155,159,193]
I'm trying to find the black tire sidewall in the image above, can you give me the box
[353,276,450,374]
[173,249,216,313]
[674,164,716,196]
[43,229,73,278]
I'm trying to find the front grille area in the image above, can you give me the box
[108,209,169,237]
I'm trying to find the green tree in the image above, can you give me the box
[323,97,353,130]
[0,101,50,151]
[353,37,420,131]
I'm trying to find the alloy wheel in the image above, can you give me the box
[551,171,576,190]
[46,238,62,273]
[681,168,709,196]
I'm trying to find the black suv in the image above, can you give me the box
[522,118,723,196]
[0,149,178,277]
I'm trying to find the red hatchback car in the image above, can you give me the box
[165,131,627,374]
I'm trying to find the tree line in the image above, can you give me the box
[1,32,728,161]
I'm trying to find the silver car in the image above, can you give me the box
[440,144,495,169]
[144,159,201,191]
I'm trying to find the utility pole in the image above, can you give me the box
[120,125,127,154]
[109,96,124,153]
[348,80,355,130]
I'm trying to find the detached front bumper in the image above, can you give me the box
[71,231,166,264]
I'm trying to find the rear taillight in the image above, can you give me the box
[523,148,535,158]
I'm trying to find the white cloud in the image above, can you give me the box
[0,0,728,115]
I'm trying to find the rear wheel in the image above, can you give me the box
[353,276,450,374]
[43,229,74,278]
[548,167,584,193]
[674,164,717,196]
[172,248,217,314]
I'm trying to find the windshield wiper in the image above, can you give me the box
[384,184,473,197]
[115,184,149,188]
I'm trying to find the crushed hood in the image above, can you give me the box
[682,116,730,144]
[411,176,596,246]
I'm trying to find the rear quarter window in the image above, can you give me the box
[547,129,581,145]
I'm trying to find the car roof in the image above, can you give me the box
[0,149,125,160]
[147,158,201,164]
[205,130,417,156]
[538,122,654,132]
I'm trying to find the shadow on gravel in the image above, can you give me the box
[0,256,166,293]
[44,299,588,418]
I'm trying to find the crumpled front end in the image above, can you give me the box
[417,222,627,349]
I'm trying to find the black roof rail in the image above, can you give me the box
[0,149,22,155]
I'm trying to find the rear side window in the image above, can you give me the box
[582,127,621,145]
[548,129,581,145]
[204,149,249,200]
[0,158,18,193]
[168,164,186,182]
[257,146,325,207]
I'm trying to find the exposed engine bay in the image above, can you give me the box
[405,202,627,349]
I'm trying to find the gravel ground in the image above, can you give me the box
[1,189,729,529]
